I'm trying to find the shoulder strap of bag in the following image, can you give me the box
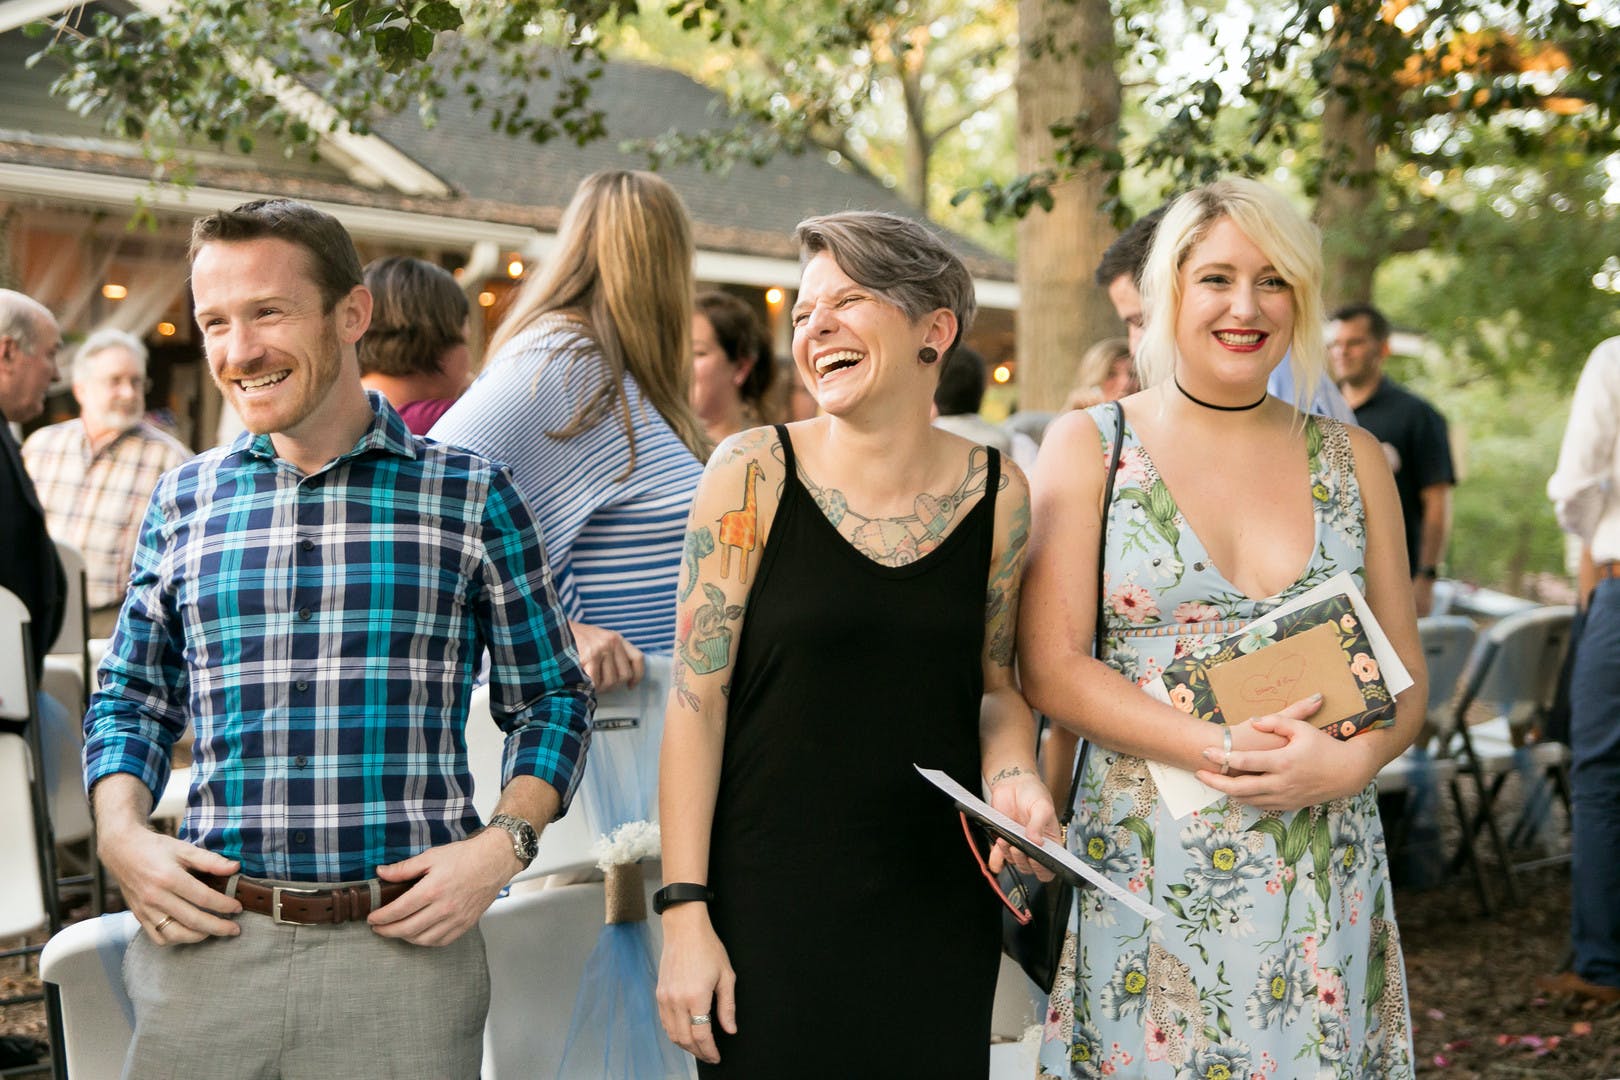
[1057,400,1125,828]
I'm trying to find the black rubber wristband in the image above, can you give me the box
[653,882,714,915]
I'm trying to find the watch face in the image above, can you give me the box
[491,815,538,863]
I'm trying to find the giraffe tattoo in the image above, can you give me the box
[718,459,763,583]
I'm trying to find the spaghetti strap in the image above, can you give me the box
[772,423,796,475]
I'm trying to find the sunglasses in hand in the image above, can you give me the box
[959,811,1033,925]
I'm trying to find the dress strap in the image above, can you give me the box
[772,423,796,475]
[982,445,1002,518]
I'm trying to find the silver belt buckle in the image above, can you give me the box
[270,885,320,924]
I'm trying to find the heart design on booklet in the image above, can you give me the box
[1240,654,1306,713]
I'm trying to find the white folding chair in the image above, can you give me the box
[0,586,67,1075]
[1446,605,1577,902]
[1374,615,1490,906]
[38,913,140,1080]
[0,733,47,941]
[1417,614,1477,721]
[49,541,92,701]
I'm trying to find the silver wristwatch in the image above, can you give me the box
[485,813,539,870]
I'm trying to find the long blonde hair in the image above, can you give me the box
[488,170,709,468]
[1136,178,1326,413]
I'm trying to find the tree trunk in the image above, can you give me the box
[900,57,932,212]
[1014,0,1121,412]
[1314,43,1384,309]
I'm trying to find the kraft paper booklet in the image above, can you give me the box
[915,766,1164,923]
[1144,573,1414,818]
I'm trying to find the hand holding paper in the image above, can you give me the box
[916,766,1164,924]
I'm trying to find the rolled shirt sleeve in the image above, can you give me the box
[1548,337,1620,544]
[83,493,188,806]
[476,466,594,813]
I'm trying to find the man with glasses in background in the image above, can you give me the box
[24,328,191,635]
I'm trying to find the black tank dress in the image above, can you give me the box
[701,425,1002,1079]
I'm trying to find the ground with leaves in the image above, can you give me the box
[1403,865,1620,1078]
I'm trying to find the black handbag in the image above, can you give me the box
[1001,401,1123,994]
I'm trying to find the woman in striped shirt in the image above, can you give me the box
[431,171,708,689]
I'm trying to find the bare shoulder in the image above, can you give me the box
[1031,408,1109,500]
[1040,407,1107,462]
[1339,420,1395,482]
[707,425,781,475]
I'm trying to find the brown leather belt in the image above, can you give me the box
[194,872,415,926]
[1599,561,1620,581]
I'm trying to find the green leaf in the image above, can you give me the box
[1168,883,1192,898]
[1310,814,1333,905]
[1281,810,1313,866]
[408,23,435,60]
[415,1,462,31]
[1114,815,1155,868]
[1247,816,1286,851]
[1365,933,1387,1016]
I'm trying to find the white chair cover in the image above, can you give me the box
[0,733,47,939]
[478,877,681,1080]
[39,912,140,1079]
[50,540,88,658]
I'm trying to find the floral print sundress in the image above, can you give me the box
[1037,405,1415,1080]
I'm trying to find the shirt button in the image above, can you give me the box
[294,755,308,768]
[298,607,312,620]
[293,831,307,844]
[300,539,314,552]
[295,679,309,691]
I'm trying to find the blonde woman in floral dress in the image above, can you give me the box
[1020,178,1425,1079]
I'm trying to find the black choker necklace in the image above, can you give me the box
[1174,375,1267,412]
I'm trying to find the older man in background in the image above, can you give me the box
[24,329,191,635]
[0,289,66,698]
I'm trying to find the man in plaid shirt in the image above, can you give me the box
[84,199,594,1077]
[23,329,191,636]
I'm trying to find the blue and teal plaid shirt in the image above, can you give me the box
[84,393,594,882]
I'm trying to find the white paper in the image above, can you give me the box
[915,766,1164,923]
[1145,573,1413,819]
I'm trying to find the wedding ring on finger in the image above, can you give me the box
[153,915,175,933]
[690,1014,712,1027]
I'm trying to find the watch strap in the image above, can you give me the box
[653,882,713,915]
[485,813,538,869]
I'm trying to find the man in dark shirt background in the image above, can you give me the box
[1331,302,1455,616]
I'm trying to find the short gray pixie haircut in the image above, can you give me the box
[0,289,52,354]
[794,211,977,357]
[74,327,149,382]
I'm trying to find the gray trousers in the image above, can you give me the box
[121,895,489,1079]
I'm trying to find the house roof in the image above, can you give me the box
[0,10,1015,285]
[363,52,1013,278]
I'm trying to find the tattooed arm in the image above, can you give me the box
[656,426,785,1065]
[977,460,1059,872]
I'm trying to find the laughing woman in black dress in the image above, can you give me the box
[655,211,1058,1077]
